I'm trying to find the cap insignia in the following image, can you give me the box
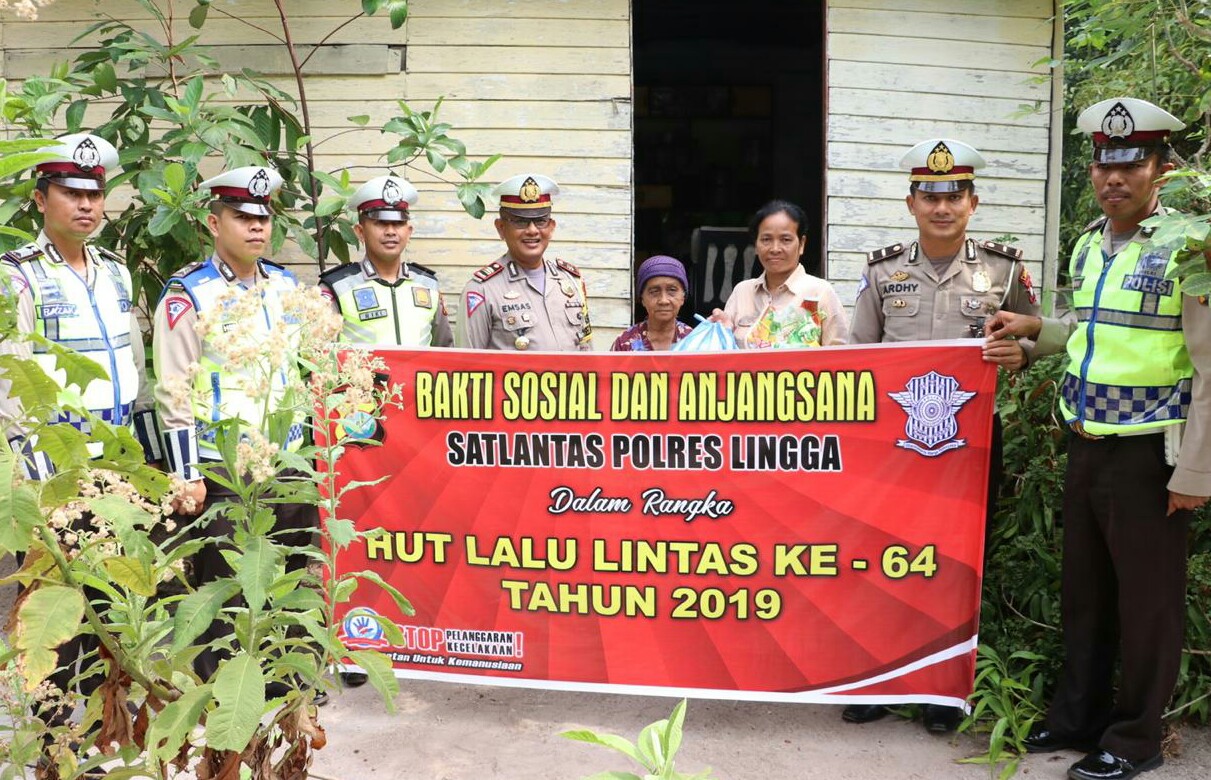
[519,176,541,203]
[73,138,100,171]
[382,179,403,205]
[1102,102,1135,140]
[248,169,271,198]
[926,142,955,174]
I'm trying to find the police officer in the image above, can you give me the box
[844,138,1041,734]
[152,165,318,685]
[319,174,452,347]
[986,98,1210,780]
[458,174,592,351]
[0,132,160,761]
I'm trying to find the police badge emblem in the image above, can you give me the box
[890,271,910,282]
[888,371,977,457]
[382,178,403,205]
[1102,101,1135,139]
[519,176,541,203]
[926,141,955,173]
[248,169,272,198]
[972,270,991,293]
[73,138,101,171]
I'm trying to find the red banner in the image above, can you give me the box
[331,341,996,706]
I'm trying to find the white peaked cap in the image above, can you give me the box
[199,165,284,216]
[35,133,120,191]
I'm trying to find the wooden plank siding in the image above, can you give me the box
[826,0,1061,309]
[1,0,1066,337]
[0,0,634,344]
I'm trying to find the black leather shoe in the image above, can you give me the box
[341,671,369,687]
[841,704,887,724]
[922,704,963,734]
[1023,726,1098,754]
[1067,750,1162,780]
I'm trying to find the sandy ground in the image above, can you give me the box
[3,560,1208,780]
[308,680,1211,780]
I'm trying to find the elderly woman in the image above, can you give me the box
[612,255,694,351]
[712,200,848,348]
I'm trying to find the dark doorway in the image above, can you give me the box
[633,0,827,319]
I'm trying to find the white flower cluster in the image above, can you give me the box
[234,427,279,483]
[0,0,54,22]
[47,469,175,557]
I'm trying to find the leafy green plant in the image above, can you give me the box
[561,699,716,780]
[960,646,1050,780]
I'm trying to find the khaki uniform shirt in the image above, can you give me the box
[458,255,592,351]
[849,237,1041,345]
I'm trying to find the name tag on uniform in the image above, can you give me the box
[354,288,379,311]
[38,303,78,318]
[359,309,389,322]
[412,287,432,309]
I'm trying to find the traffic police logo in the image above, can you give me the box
[165,296,193,330]
[248,169,272,198]
[1102,101,1135,139]
[382,178,403,205]
[888,371,977,457]
[926,141,955,173]
[519,176,541,203]
[465,290,485,318]
[73,138,101,171]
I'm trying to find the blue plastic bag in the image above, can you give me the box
[671,314,739,352]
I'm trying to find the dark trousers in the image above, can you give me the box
[1045,433,1189,761]
[182,467,318,683]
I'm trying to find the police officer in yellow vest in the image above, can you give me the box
[0,133,161,473]
[985,98,1211,780]
[458,174,592,351]
[318,174,452,347]
[0,132,162,756]
[152,165,318,684]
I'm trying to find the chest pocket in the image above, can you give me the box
[564,300,586,326]
[499,301,533,332]
[882,295,920,317]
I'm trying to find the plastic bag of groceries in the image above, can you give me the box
[671,314,738,352]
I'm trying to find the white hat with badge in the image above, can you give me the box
[35,133,119,192]
[900,138,986,193]
[199,165,284,216]
[1076,97,1185,164]
[493,174,559,217]
[350,175,418,222]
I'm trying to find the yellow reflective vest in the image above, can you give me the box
[1060,220,1191,436]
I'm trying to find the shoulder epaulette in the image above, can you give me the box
[169,261,208,280]
[866,243,906,265]
[407,261,438,280]
[1,244,44,264]
[982,241,1024,261]
[555,258,581,278]
[261,259,287,272]
[319,262,361,284]
[473,261,504,283]
[1083,216,1108,234]
[94,245,124,264]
